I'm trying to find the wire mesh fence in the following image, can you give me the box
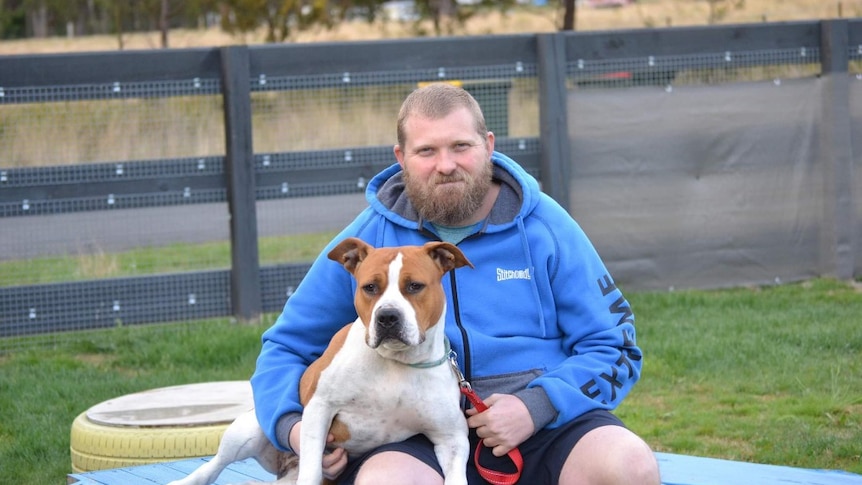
[0,78,232,351]
[249,66,541,269]
[569,47,823,90]
[1,20,858,352]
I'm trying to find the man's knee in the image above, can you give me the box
[617,440,660,485]
[562,425,660,485]
[354,451,443,485]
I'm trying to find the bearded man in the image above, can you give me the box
[251,82,661,485]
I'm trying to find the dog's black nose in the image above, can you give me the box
[376,308,401,329]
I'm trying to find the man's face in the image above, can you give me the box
[394,107,495,227]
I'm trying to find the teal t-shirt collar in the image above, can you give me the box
[430,221,482,244]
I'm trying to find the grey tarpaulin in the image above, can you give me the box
[567,77,860,291]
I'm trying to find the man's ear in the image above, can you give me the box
[485,131,495,154]
[393,144,405,167]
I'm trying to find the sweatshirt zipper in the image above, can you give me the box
[420,220,473,398]
[449,270,472,403]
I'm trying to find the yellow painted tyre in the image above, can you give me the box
[69,412,229,472]
[69,381,253,473]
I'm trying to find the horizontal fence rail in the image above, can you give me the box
[0,20,859,346]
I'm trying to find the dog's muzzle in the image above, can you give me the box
[372,307,408,347]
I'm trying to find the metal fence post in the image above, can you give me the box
[537,32,572,212]
[220,45,262,323]
[819,19,856,280]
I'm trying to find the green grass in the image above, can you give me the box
[0,232,337,287]
[1,279,860,484]
[0,318,270,484]
[617,278,862,471]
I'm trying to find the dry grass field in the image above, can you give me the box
[1,4,860,484]
[0,0,856,169]
[0,0,858,55]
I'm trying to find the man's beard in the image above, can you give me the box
[404,161,493,226]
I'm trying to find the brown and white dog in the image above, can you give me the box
[169,238,472,485]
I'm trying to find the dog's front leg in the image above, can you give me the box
[295,396,335,485]
[428,427,470,485]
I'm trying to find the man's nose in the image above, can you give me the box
[435,150,458,173]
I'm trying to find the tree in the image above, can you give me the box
[116,0,220,49]
[159,0,169,46]
[1,0,568,44]
[0,0,27,39]
[217,0,336,43]
[412,0,524,37]
[561,0,575,31]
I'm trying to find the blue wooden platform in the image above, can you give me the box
[67,452,862,485]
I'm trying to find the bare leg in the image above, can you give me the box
[354,451,444,485]
[559,425,660,485]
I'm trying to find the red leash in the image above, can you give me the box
[449,351,524,485]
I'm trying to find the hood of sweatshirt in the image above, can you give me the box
[365,151,541,236]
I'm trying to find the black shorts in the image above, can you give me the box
[336,409,625,484]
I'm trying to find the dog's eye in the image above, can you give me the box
[362,283,379,295]
[405,281,425,294]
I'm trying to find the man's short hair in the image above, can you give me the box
[396,82,488,148]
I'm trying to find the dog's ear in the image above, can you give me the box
[328,237,373,274]
[424,242,474,274]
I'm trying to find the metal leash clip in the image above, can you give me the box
[447,349,472,392]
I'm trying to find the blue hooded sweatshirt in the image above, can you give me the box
[251,151,642,451]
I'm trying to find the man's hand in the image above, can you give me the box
[465,393,534,456]
[288,421,349,480]
[320,447,348,480]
